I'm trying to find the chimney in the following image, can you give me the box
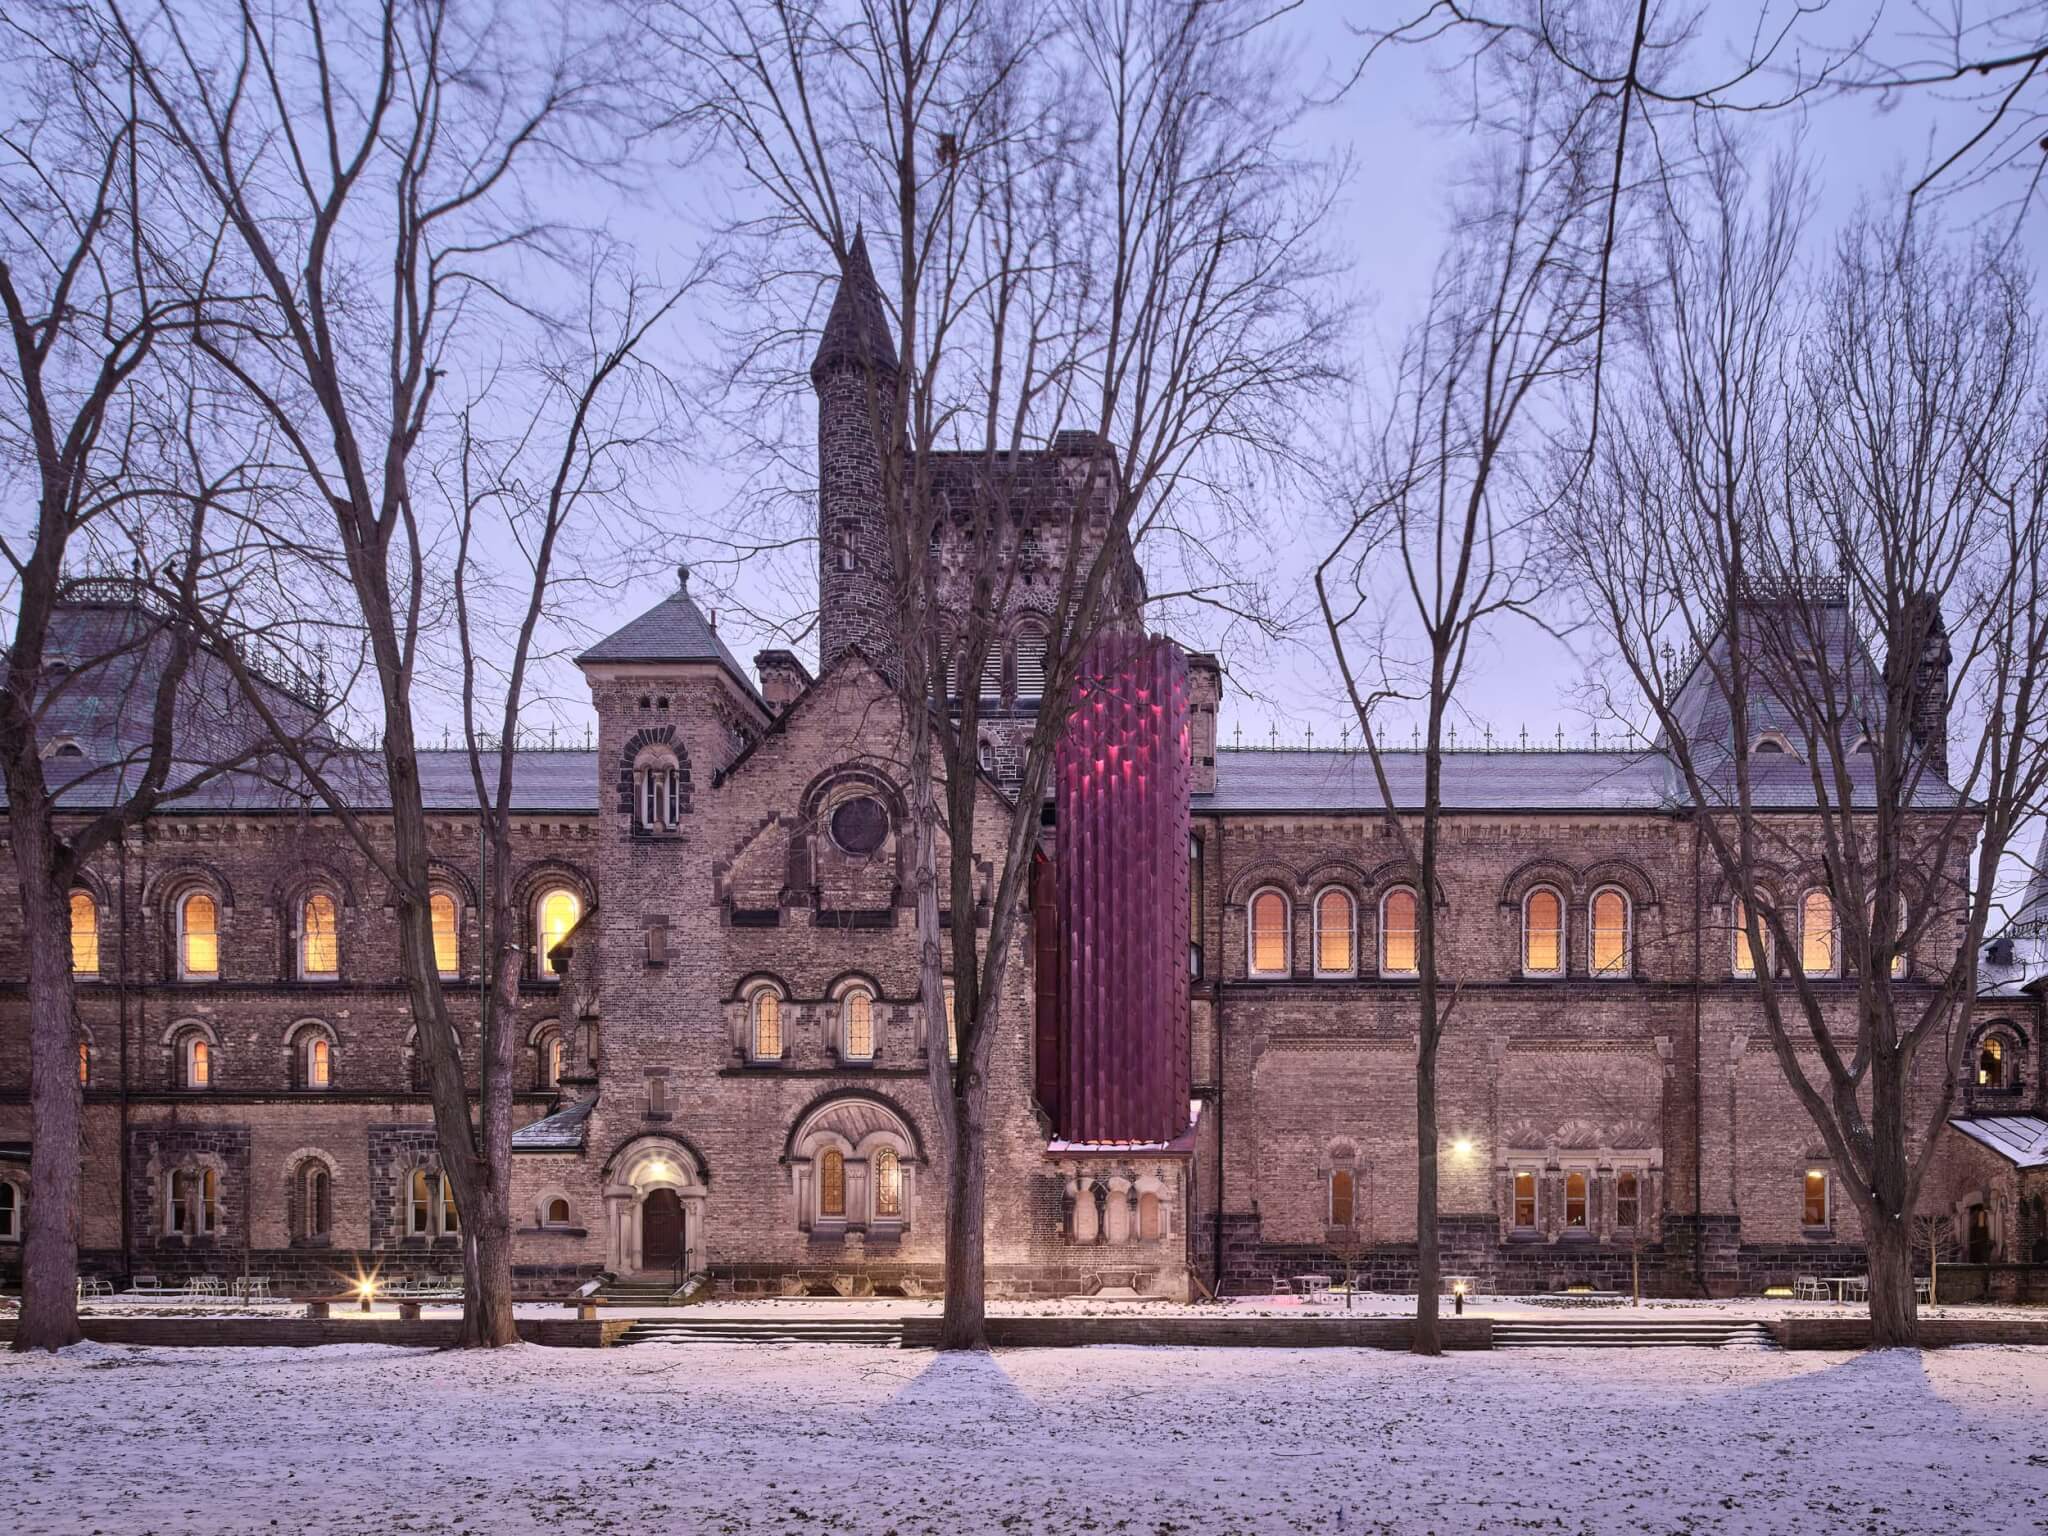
[1902,593,1952,780]
[754,649,812,715]
[1185,650,1222,795]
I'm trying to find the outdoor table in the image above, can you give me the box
[1292,1273,1332,1298]
[1821,1276,1864,1302]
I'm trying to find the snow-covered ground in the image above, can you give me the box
[7,1337,2046,1534]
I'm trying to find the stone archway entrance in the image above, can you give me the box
[1967,1203,1992,1264]
[643,1189,685,1269]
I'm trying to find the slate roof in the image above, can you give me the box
[511,1094,597,1152]
[576,574,762,704]
[1198,748,1679,814]
[1947,1114,2048,1170]
[809,230,900,383]
[1980,822,2048,999]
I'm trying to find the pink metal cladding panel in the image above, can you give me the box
[1053,635,1192,1143]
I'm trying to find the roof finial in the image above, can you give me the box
[677,563,690,592]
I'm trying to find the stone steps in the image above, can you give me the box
[1493,1319,1775,1350]
[619,1317,906,1347]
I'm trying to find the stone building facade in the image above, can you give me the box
[4,248,2043,1302]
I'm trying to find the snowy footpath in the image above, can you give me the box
[7,1339,2046,1535]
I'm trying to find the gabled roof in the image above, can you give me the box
[1947,1115,2048,1170]
[1198,747,1678,814]
[512,1094,597,1152]
[810,229,900,384]
[577,569,762,704]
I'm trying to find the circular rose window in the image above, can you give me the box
[829,795,889,855]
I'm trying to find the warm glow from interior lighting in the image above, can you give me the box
[1452,1138,1473,1156]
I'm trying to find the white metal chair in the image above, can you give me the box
[1793,1277,1827,1301]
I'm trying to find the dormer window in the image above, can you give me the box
[1751,731,1796,758]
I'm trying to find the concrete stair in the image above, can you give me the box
[595,1280,696,1308]
[1493,1317,1775,1350]
[619,1316,906,1348]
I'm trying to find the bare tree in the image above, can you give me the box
[675,0,1338,1347]
[1555,151,2048,1346]
[1315,41,1609,1355]
[110,0,654,1346]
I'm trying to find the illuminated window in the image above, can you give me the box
[546,1196,572,1226]
[300,892,339,978]
[408,1169,460,1237]
[541,1032,564,1089]
[431,891,460,977]
[535,888,581,977]
[1522,887,1564,976]
[168,1167,218,1236]
[820,1148,846,1218]
[1380,887,1419,977]
[301,1031,331,1090]
[874,1147,902,1218]
[1590,887,1630,978]
[0,1180,18,1241]
[943,981,958,1063]
[1314,888,1356,976]
[1801,890,1837,976]
[1616,1171,1640,1230]
[842,988,875,1061]
[1802,1169,1830,1228]
[69,890,98,975]
[1329,1168,1355,1227]
[1512,1169,1537,1229]
[178,1031,212,1090]
[77,1040,90,1086]
[1731,897,1765,978]
[751,988,783,1060]
[1564,1170,1589,1229]
[295,1162,331,1241]
[1249,888,1290,976]
[1977,1036,2005,1088]
[178,891,219,979]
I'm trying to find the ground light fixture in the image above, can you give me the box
[1453,1279,1468,1316]
[359,1278,376,1313]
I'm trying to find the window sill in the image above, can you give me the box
[1799,1227,1836,1241]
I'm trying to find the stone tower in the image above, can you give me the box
[811,231,901,679]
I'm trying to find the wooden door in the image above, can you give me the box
[643,1189,684,1270]
[1967,1205,1992,1265]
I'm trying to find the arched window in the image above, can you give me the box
[545,1196,572,1226]
[408,1169,459,1237]
[635,751,681,831]
[1731,896,1768,977]
[1564,1171,1589,1229]
[176,1029,213,1090]
[1872,900,1910,979]
[77,1039,90,1086]
[299,892,339,978]
[977,738,995,773]
[69,890,99,975]
[1329,1168,1355,1227]
[1380,887,1419,976]
[1589,887,1631,978]
[1615,1170,1641,1230]
[874,1147,902,1218]
[819,1148,846,1218]
[1314,888,1356,976]
[942,980,958,1063]
[0,1180,19,1241]
[540,1033,564,1089]
[1522,887,1565,976]
[1138,1190,1163,1239]
[1801,889,1837,976]
[178,890,220,979]
[750,987,783,1060]
[1014,624,1049,699]
[296,1028,332,1090]
[535,887,581,978]
[294,1161,332,1241]
[842,988,875,1061]
[1248,888,1290,976]
[167,1167,219,1236]
[1977,1035,2006,1088]
[1752,732,1794,758]
[430,891,461,977]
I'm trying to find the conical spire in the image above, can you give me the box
[809,228,900,385]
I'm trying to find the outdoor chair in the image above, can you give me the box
[1792,1277,1827,1301]
[129,1275,165,1296]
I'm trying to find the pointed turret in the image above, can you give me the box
[809,230,900,386]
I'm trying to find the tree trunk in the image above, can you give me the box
[938,1079,989,1350]
[1413,1033,1442,1355]
[5,781,84,1352]
[458,1210,519,1347]
[1866,1215,1918,1347]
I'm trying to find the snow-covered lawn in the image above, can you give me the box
[8,1339,2046,1534]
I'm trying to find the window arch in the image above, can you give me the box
[430,890,461,978]
[1329,1167,1355,1227]
[841,986,876,1062]
[1977,1032,2012,1089]
[1380,886,1419,976]
[634,747,682,832]
[407,1168,459,1237]
[173,1025,215,1090]
[819,1148,846,1218]
[166,1166,219,1236]
[177,889,220,980]
[749,984,784,1061]
[1313,887,1356,977]
[544,1195,573,1227]
[0,1179,19,1242]
[1751,731,1796,758]
[1731,896,1771,978]
[1248,887,1290,976]
[298,891,340,979]
[1801,889,1837,977]
[292,1023,334,1090]
[534,886,581,978]
[1522,886,1565,976]
[69,890,99,975]
[292,1159,332,1242]
[1589,887,1631,978]
[873,1146,903,1218]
